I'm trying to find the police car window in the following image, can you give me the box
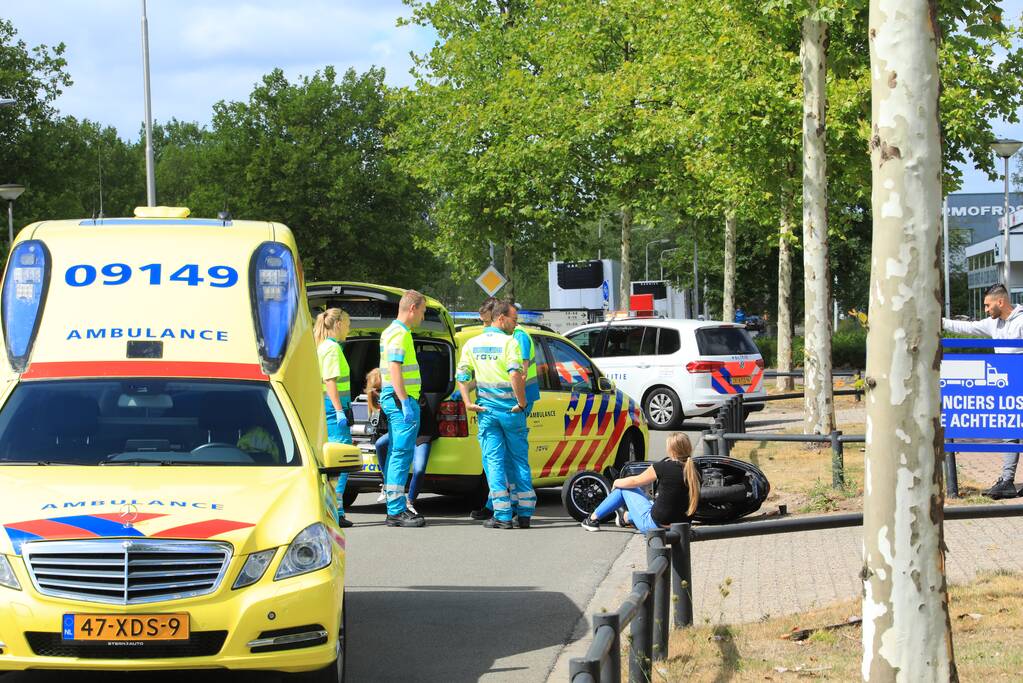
[566,329,603,357]
[657,329,681,355]
[548,339,595,392]
[603,326,645,357]
[639,328,657,355]
[695,327,758,356]
[0,380,298,467]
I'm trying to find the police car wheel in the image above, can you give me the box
[644,387,682,430]
[562,470,611,522]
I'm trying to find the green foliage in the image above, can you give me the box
[756,330,865,369]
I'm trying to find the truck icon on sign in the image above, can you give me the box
[939,360,1009,388]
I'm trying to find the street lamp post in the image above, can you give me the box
[645,239,670,280]
[0,184,26,246]
[992,138,1023,290]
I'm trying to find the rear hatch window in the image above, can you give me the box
[695,327,759,356]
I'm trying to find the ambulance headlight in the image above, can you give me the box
[275,523,332,581]
[249,242,298,373]
[0,555,21,591]
[2,240,50,373]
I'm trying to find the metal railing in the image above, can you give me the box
[570,504,1023,682]
[703,392,865,488]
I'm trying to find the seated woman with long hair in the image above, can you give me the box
[582,433,700,532]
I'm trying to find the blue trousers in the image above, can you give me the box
[325,395,352,516]
[478,409,533,522]
[381,389,419,515]
[484,403,535,517]
[592,487,659,533]
[374,434,432,501]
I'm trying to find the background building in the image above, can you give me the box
[951,192,1023,317]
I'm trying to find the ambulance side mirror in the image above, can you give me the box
[597,377,615,393]
[321,442,362,476]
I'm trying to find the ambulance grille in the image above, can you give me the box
[22,539,233,605]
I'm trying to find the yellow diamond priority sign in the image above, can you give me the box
[475,265,508,296]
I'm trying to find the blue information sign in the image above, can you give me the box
[601,280,610,301]
[941,341,1023,449]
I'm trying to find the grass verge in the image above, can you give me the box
[650,571,1023,681]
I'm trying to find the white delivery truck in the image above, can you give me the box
[939,359,1009,388]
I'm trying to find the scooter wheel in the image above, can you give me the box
[562,470,611,522]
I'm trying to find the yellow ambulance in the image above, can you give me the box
[306,282,648,519]
[0,208,358,682]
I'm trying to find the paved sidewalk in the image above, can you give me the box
[548,515,1023,681]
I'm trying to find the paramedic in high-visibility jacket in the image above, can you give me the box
[457,301,535,529]
[379,289,428,528]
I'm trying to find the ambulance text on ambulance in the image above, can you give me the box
[941,394,1023,429]
[65,327,229,342]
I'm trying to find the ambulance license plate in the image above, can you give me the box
[730,376,753,386]
[62,613,190,641]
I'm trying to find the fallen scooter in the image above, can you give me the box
[561,456,771,524]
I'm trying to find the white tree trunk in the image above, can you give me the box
[620,207,632,310]
[504,243,515,301]
[722,213,736,323]
[862,0,956,680]
[777,194,795,392]
[801,11,835,435]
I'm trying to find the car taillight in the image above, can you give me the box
[2,240,50,373]
[755,358,765,369]
[686,360,724,373]
[437,399,468,438]
[249,242,298,374]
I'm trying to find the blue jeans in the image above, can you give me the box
[374,434,432,501]
[381,388,419,515]
[592,487,659,533]
[325,395,352,516]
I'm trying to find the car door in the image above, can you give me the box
[532,337,614,482]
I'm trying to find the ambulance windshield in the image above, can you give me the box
[0,380,298,466]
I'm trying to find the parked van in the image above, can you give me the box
[0,208,357,682]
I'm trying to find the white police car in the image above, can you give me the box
[565,318,767,429]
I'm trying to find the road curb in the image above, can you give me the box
[545,531,647,682]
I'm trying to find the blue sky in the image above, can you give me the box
[4,0,1022,193]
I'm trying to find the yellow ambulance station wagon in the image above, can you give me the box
[0,208,359,682]
[306,282,649,519]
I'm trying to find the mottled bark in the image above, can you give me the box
[801,10,835,435]
[862,0,956,680]
[620,206,633,310]
[722,213,736,323]
[777,193,795,392]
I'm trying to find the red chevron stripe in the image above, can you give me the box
[151,519,254,539]
[558,440,587,477]
[5,519,99,539]
[540,440,570,478]
[593,414,629,473]
[749,368,764,392]
[565,415,581,437]
[597,408,614,435]
[711,371,738,394]
[90,512,167,524]
[577,439,603,472]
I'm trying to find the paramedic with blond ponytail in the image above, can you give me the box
[315,307,355,528]
[581,433,700,532]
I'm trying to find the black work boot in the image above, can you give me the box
[483,517,513,529]
[386,510,426,527]
[469,508,493,521]
[984,478,1019,499]
[516,516,531,529]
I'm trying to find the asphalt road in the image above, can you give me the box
[3,438,669,683]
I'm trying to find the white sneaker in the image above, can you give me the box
[376,491,386,503]
[406,499,418,516]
